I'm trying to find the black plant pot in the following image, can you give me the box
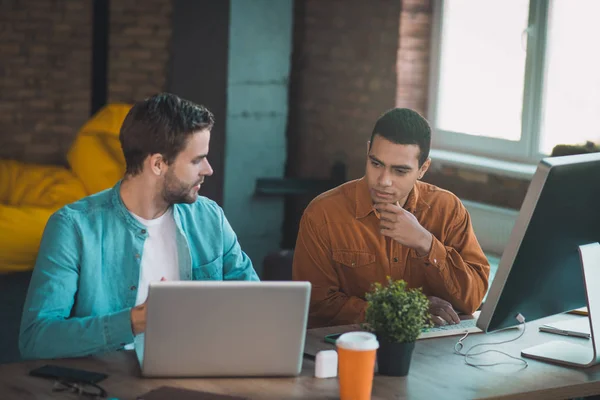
[376,340,416,376]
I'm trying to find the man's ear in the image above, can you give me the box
[366,141,370,155]
[148,154,165,176]
[418,158,431,179]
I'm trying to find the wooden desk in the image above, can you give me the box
[1,314,600,399]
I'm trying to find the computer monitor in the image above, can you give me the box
[477,152,600,367]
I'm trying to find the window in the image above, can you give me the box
[429,0,600,163]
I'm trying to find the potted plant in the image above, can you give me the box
[364,277,431,376]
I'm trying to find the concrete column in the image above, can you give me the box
[223,0,293,275]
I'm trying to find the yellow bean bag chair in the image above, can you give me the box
[0,104,131,273]
[67,104,130,195]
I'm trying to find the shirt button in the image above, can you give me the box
[135,253,140,259]
[393,257,398,263]
[433,259,437,264]
[141,229,146,234]
[130,285,136,291]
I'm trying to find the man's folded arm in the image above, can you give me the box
[414,207,490,314]
[292,212,366,327]
[19,212,134,360]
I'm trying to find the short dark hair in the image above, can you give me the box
[120,93,215,176]
[369,108,431,167]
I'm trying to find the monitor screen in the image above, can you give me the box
[478,152,600,332]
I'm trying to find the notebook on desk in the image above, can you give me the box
[567,307,589,316]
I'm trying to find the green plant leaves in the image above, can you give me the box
[364,277,432,343]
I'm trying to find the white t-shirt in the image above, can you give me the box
[130,207,180,305]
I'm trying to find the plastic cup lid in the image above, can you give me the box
[336,331,379,351]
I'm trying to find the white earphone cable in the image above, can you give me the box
[454,313,529,368]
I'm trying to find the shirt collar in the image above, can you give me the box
[113,179,188,234]
[354,177,430,219]
[355,177,374,219]
[111,180,147,232]
[404,183,420,213]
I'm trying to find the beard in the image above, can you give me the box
[161,170,202,205]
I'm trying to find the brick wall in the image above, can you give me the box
[108,0,172,103]
[396,0,432,114]
[0,0,173,166]
[0,0,92,165]
[287,0,402,181]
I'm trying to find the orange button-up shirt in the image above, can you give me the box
[292,177,490,328]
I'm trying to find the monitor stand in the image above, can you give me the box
[521,242,600,367]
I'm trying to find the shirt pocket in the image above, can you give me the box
[332,250,376,268]
[192,257,223,280]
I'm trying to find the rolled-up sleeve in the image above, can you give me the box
[410,204,490,314]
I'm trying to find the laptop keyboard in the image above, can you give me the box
[425,318,478,332]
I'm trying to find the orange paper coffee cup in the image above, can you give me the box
[336,332,379,400]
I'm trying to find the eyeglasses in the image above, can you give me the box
[52,379,108,398]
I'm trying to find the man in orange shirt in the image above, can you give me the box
[292,108,490,328]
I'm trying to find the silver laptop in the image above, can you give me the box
[134,281,311,377]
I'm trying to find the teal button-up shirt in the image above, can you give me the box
[19,181,259,360]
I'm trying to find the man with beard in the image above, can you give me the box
[19,93,258,360]
[292,108,490,328]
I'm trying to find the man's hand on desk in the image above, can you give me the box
[131,301,147,335]
[428,296,460,326]
[131,278,166,335]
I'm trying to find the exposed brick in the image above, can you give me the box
[123,27,154,36]
[64,2,85,11]
[288,0,402,181]
[0,0,91,165]
[0,0,171,165]
[108,0,172,104]
[395,0,432,115]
